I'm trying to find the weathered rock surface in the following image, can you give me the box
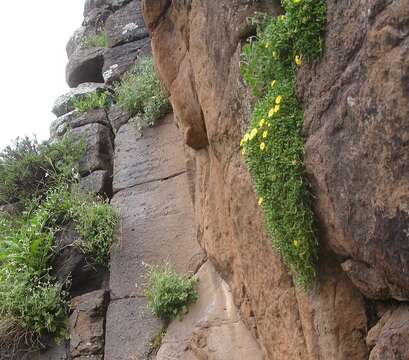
[66,48,105,88]
[367,305,409,359]
[80,169,112,196]
[105,0,148,48]
[69,123,113,175]
[102,37,150,83]
[52,83,106,117]
[156,261,264,360]
[112,114,186,193]
[70,290,109,358]
[298,0,409,301]
[107,104,131,132]
[105,297,162,360]
[145,1,369,358]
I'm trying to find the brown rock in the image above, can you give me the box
[66,48,105,87]
[156,261,264,360]
[69,108,110,129]
[297,0,409,301]
[368,306,409,359]
[145,1,369,358]
[70,290,109,358]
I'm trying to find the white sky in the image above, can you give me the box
[0,0,85,150]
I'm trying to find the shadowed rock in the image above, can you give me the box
[66,48,105,87]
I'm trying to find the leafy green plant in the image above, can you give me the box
[115,56,171,129]
[0,136,83,204]
[146,265,198,321]
[81,31,108,49]
[71,91,111,113]
[240,0,326,286]
[74,199,119,267]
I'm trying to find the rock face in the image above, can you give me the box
[144,1,370,359]
[298,0,409,301]
[156,261,264,360]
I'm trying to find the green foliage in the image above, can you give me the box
[240,0,326,286]
[75,199,119,267]
[71,91,111,113]
[0,136,119,349]
[115,56,171,129]
[0,136,83,204]
[81,31,108,49]
[146,265,198,321]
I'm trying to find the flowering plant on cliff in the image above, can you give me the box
[240,0,326,286]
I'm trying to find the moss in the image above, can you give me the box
[240,0,326,286]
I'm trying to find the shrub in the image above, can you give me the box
[0,136,83,204]
[81,32,108,49]
[115,56,171,129]
[74,199,119,267]
[240,0,326,286]
[71,91,111,113]
[145,265,198,321]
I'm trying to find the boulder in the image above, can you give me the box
[50,111,78,139]
[69,123,114,175]
[80,170,112,196]
[368,306,409,359]
[66,48,105,88]
[70,290,109,358]
[52,83,106,117]
[102,37,150,84]
[105,0,148,48]
[156,261,264,360]
[107,104,131,132]
[66,27,86,58]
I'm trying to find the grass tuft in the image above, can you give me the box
[115,56,171,129]
[145,265,198,321]
[81,32,108,49]
[71,91,111,113]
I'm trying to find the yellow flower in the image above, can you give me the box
[271,80,276,88]
[262,130,268,138]
[241,149,246,156]
[265,42,270,49]
[268,108,275,117]
[243,133,250,142]
[260,142,266,151]
[272,51,278,59]
[258,197,264,206]
[293,239,301,247]
[295,55,302,66]
[291,160,298,166]
[273,104,280,113]
[259,118,265,127]
[275,95,282,104]
[240,139,244,146]
[249,128,258,140]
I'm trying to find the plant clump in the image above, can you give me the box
[115,56,171,130]
[145,265,198,321]
[0,136,119,352]
[71,90,112,113]
[81,31,108,49]
[240,0,326,286]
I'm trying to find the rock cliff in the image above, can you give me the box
[21,0,409,359]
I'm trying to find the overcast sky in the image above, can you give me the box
[0,0,85,150]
